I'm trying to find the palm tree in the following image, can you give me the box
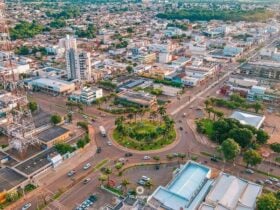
[216,111,224,120]
[178,153,186,163]
[115,116,125,133]
[120,179,130,194]
[144,180,153,195]
[204,99,211,109]
[127,113,134,122]
[158,106,166,122]
[205,107,212,119]
[149,110,157,122]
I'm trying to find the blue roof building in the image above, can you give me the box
[147,161,213,210]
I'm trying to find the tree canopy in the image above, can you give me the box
[221,138,240,161]
[243,149,262,167]
[257,192,280,210]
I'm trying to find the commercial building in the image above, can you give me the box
[27,78,75,95]
[199,173,262,210]
[116,90,157,109]
[230,111,265,129]
[147,161,213,210]
[239,61,280,80]
[37,126,70,148]
[69,87,103,105]
[247,85,280,105]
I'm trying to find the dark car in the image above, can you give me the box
[155,165,160,170]
[179,127,183,131]
[97,147,102,153]
[125,153,133,157]
[210,157,219,162]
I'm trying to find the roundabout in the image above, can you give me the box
[112,117,177,151]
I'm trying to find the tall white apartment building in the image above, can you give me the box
[60,35,91,81]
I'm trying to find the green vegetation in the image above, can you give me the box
[76,24,96,38]
[113,114,176,151]
[257,192,280,210]
[207,94,263,113]
[134,86,163,96]
[243,149,262,167]
[270,143,280,153]
[115,40,128,49]
[54,143,76,155]
[76,134,90,149]
[157,8,274,22]
[77,121,89,133]
[46,6,80,19]
[10,21,45,40]
[93,159,109,172]
[98,80,117,90]
[167,22,188,31]
[28,101,38,112]
[196,117,268,148]
[50,114,62,125]
[50,18,66,28]
[220,138,240,161]
[15,46,47,56]
[24,184,37,192]
[126,66,133,73]
[154,79,182,88]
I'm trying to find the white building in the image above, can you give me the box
[60,35,91,81]
[199,173,262,210]
[69,87,103,105]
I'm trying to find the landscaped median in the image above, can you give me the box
[112,118,176,151]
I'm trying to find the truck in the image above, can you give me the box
[99,126,106,137]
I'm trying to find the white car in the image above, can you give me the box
[22,203,31,210]
[83,163,91,170]
[83,178,91,184]
[265,179,273,185]
[143,156,151,160]
[245,169,254,174]
[107,141,112,146]
[269,177,279,182]
[141,176,151,182]
[276,182,280,188]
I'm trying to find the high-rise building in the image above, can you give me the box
[60,35,91,81]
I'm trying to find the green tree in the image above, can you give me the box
[77,139,85,148]
[204,99,211,108]
[252,102,263,113]
[270,143,280,153]
[6,191,20,202]
[28,101,38,112]
[67,113,72,123]
[115,116,125,133]
[256,129,269,144]
[228,128,253,148]
[126,27,134,33]
[120,179,130,194]
[257,192,279,210]
[153,155,160,161]
[50,114,62,125]
[126,66,133,73]
[98,174,107,186]
[243,149,262,167]
[221,138,241,161]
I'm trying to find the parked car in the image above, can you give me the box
[125,153,133,157]
[67,170,76,177]
[143,156,151,160]
[245,169,254,174]
[107,141,112,146]
[83,163,91,170]
[88,194,98,202]
[256,180,264,185]
[141,176,151,182]
[276,183,280,188]
[210,157,219,162]
[137,179,146,186]
[83,178,91,184]
[118,158,126,163]
[265,179,273,185]
[96,147,102,153]
[155,165,160,170]
[179,127,183,131]
[22,203,31,210]
[269,177,279,182]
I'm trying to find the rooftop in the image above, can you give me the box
[230,111,265,129]
[201,173,262,210]
[148,161,212,210]
[0,167,27,192]
[37,126,69,143]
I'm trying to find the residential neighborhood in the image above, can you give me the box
[0,0,280,210]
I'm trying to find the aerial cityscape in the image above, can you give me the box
[0,0,280,209]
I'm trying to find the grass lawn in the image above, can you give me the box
[200,118,214,138]
[113,120,176,151]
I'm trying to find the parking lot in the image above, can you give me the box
[116,163,178,194]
